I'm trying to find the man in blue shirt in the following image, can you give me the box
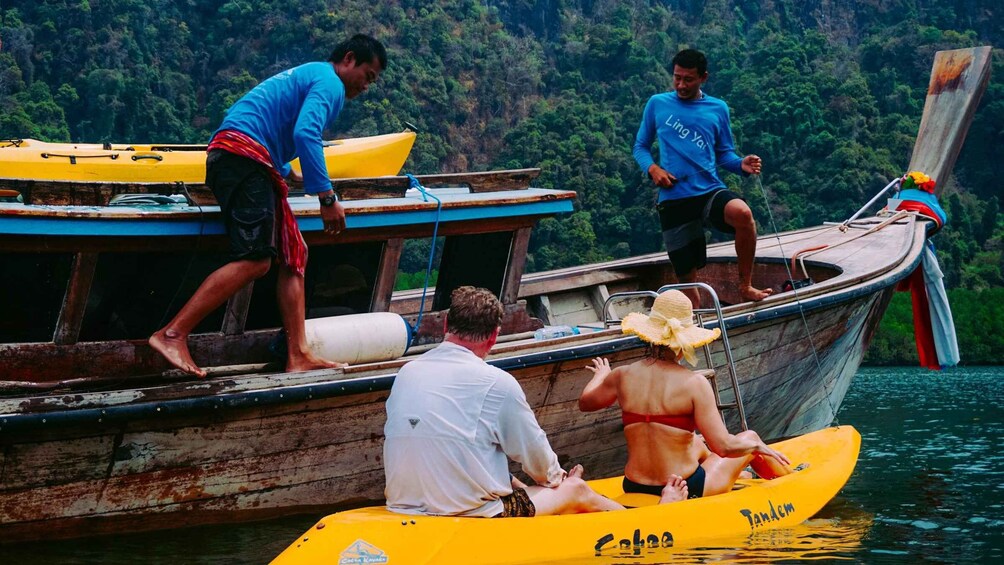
[150,34,385,378]
[633,49,770,306]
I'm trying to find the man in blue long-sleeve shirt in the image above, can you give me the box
[150,34,385,377]
[633,49,771,306]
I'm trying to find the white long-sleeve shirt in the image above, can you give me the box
[383,341,564,517]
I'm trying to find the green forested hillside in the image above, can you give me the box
[1,0,1000,363]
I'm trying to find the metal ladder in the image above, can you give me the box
[601,282,748,432]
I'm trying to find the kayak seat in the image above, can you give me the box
[613,492,660,508]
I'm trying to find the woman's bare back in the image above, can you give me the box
[618,358,707,485]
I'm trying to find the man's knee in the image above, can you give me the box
[244,257,272,279]
[562,476,595,503]
[725,202,754,228]
[678,269,697,283]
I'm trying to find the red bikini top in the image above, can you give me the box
[621,410,696,432]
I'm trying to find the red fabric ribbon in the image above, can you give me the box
[895,267,940,370]
[208,130,307,276]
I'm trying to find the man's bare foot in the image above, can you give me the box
[149,329,206,378]
[286,351,348,373]
[740,285,774,302]
[660,474,688,504]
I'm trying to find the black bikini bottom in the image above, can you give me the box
[623,465,706,499]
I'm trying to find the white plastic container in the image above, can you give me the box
[304,312,412,365]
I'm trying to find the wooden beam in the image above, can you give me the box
[909,46,992,194]
[222,283,255,336]
[370,238,403,312]
[52,252,98,345]
[501,227,532,305]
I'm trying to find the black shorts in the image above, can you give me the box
[492,487,536,518]
[206,149,277,262]
[657,189,743,277]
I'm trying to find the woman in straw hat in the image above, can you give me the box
[579,289,791,502]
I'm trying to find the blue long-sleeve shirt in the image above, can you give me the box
[632,92,745,203]
[215,62,346,194]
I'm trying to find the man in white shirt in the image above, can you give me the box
[384,286,683,517]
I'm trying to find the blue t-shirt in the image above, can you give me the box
[632,91,745,202]
[215,62,346,194]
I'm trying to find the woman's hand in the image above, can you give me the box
[586,357,611,378]
[757,443,791,467]
[579,358,618,412]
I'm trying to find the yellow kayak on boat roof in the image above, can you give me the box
[271,425,860,565]
[0,131,416,183]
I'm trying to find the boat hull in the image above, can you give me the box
[269,426,861,565]
[0,132,416,182]
[0,215,926,542]
[0,274,904,542]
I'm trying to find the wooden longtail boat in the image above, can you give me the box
[0,47,989,542]
[0,130,416,182]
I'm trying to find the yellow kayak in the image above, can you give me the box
[0,131,416,182]
[271,426,860,565]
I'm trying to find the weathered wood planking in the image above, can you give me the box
[0,169,541,206]
[909,46,992,194]
[0,341,634,541]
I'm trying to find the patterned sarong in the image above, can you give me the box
[208,130,307,276]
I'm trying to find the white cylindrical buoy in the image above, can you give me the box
[303,313,412,365]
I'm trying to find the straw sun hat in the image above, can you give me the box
[621,289,721,366]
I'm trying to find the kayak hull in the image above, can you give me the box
[271,426,861,565]
[0,131,416,182]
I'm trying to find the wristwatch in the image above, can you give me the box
[319,193,337,207]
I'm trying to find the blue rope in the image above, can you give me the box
[405,174,442,340]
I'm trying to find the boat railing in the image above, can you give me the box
[838,176,902,231]
[601,282,748,432]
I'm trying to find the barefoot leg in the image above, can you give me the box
[527,465,624,515]
[277,266,347,372]
[725,199,773,302]
[149,258,269,377]
[750,453,793,480]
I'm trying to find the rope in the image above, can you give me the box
[796,211,911,278]
[158,183,205,328]
[405,174,442,341]
[753,175,840,426]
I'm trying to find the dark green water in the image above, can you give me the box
[2,366,1002,563]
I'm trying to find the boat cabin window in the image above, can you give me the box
[0,253,73,343]
[80,250,227,340]
[395,237,444,291]
[245,241,385,330]
[432,231,513,310]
